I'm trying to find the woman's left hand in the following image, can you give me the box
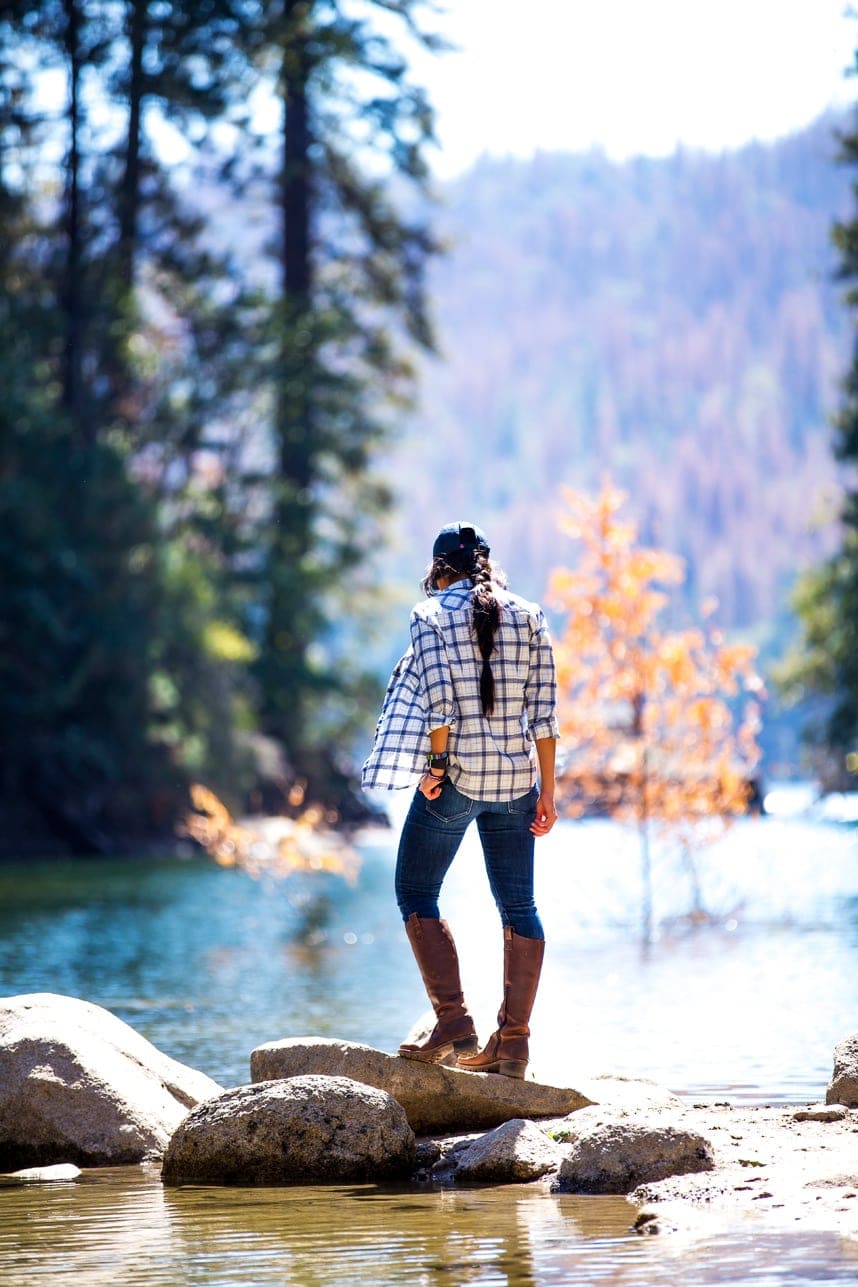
[419,771,445,800]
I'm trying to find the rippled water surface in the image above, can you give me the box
[0,811,857,1284]
[1,813,855,1099]
[2,1168,858,1287]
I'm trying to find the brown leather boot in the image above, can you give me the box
[457,928,544,1079]
[398,914,478,1064]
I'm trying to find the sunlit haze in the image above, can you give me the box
[414,0,857,175]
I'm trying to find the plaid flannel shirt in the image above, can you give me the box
[362,580,559,799]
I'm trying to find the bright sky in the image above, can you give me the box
[415,0,857,176]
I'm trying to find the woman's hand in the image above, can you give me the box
[419,770,446,800]
[531,792,558,836]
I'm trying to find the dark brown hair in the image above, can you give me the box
[423,548,506,717]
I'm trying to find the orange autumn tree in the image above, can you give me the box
[548,483,763,941]
[183,785,359,884]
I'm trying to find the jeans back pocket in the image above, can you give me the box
[425,781,474,824]
[507,786,538,816]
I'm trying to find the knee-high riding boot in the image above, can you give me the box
[398,914,478,1064]
[457,927,544,1079]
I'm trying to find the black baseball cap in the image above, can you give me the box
[432,521,490,559]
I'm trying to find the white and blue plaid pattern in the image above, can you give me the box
[362,581,559,799]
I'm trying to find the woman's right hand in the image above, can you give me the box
[531,792,558,835]
[419,771,446,800]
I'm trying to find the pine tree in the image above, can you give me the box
[824,114,858,758]
[780,106,858,784]
[248,0,441,802]
[0,1,266,850]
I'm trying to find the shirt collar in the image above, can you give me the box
[438,578,473,603]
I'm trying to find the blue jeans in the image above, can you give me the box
[394,781,544,939]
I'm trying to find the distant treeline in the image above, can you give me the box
[390,117,851,630]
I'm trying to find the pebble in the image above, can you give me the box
[0,1164,82,1184]
[792,1104,849,1123]
[632,1211,660,1236]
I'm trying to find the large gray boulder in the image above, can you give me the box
[250,1038,593,1134]
[552,1109,715,1194]
[826,1033,858,1107]
[161,1076,415,1186]
[454,1118,564,1183]
[0,993,221,1168]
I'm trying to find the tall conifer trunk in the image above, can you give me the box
[61,0,84,432]
[107,0,147,426]
[264,0,317,766]
[119,0,146,287]
[249,0,438,800]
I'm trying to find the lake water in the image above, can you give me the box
[1,809,857,1284]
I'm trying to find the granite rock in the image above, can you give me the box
[454,1118,564,1182]
[161,1075,414,1186]
[552,1109,715,1195]
[0,993,221,1169]
[250,1037,593,1134]
[826,1033,858,1108]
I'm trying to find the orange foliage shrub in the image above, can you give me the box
[548,483,763,834]
[182,784,359,883]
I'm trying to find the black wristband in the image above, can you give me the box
[427,751,449,768]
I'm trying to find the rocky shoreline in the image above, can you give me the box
[1,993,856,1244]
[623,1100,858,1238]
[404,1100,858,1241]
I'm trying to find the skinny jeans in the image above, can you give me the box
[394,780,544,940]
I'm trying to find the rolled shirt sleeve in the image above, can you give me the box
[410,611,457,731]
[525,608,560,741]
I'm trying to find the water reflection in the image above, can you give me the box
[2,1168,858,1286]
[0,1167,657,1286]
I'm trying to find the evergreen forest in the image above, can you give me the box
[0,0,440,856]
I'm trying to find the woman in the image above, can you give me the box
[362,521,559,1079]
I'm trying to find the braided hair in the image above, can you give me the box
[422,546,506,718]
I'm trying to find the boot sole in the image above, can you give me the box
[398,1035,479,1066]
[456,1058,527,1079]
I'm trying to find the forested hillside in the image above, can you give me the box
[386,115,852,656]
